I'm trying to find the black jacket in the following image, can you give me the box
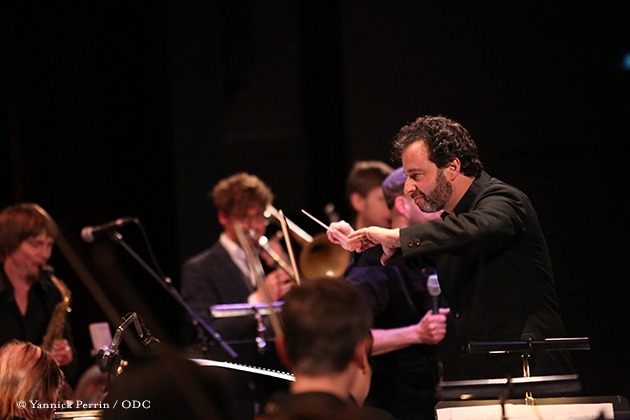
[400,171,573,380]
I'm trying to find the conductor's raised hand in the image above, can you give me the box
[326,221,354,250]
[347,227,401,264]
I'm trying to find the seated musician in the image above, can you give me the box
[260,278,396,420]
[180,172,294,419]
[0,203,78,386]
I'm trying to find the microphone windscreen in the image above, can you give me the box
[427,274,441,297]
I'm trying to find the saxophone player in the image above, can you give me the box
[0,203,77,383]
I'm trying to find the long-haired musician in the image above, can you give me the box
[0,340,64,420]
[0,203,78,384]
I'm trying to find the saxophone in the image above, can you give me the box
[41,265,72,349]
[41,265,75,401]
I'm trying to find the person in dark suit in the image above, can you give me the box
[328,115,574,381]
[180,172,293,419]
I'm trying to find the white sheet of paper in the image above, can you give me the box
[436,402,614,420]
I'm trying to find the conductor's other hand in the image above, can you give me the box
[347,227,401,264]
[326,221,353,250]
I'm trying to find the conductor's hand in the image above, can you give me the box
[347,227,401,264]
[326,221,353,250]
[51,338,73,367]
[262,268,293,301]
[415,308,450,345]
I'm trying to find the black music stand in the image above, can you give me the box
[435,391,627,420]
[466,337,590,405]
[438,374,582,420]
[210,302,284,354]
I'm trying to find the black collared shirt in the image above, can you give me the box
[399,171,573,380]
[0,269,78,380]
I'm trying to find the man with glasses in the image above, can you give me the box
[181,172,293,419]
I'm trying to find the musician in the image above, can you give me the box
[103,355,238,420]
[260,278,396,420]
[346,160,394,229]
[0,203,78,383]
[180,172,293,419]
[344,167,449,420]
[0,340,64,420]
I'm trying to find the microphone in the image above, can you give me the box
[427,273,441,314]
[81,217,137,242]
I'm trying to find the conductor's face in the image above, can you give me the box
[402,141,452,213]
[220,204,268,246]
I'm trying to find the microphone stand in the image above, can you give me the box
[98,312,157,376]
[97,311,160,395]
[108,231,238,359]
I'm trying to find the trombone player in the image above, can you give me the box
[180,172,293,419]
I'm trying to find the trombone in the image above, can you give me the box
[249,230,299,283]
[263,205,351,281]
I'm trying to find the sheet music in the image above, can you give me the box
[436,402,614,420]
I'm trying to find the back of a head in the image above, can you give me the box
[281,278,372,376]
[0,340,63,420]
[103,356,237,420]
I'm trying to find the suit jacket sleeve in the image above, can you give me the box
[401,183,528,258]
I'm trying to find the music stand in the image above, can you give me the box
[210,301,284,318]
[440,374,582,400]
[466,337,589,405]
[438,375,582,420]
[210,302,284,353]
[435,393,626,420]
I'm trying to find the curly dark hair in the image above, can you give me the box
[210,172,273,215]
[392,115,483,177]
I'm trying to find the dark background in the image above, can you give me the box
[2,0,629,402]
